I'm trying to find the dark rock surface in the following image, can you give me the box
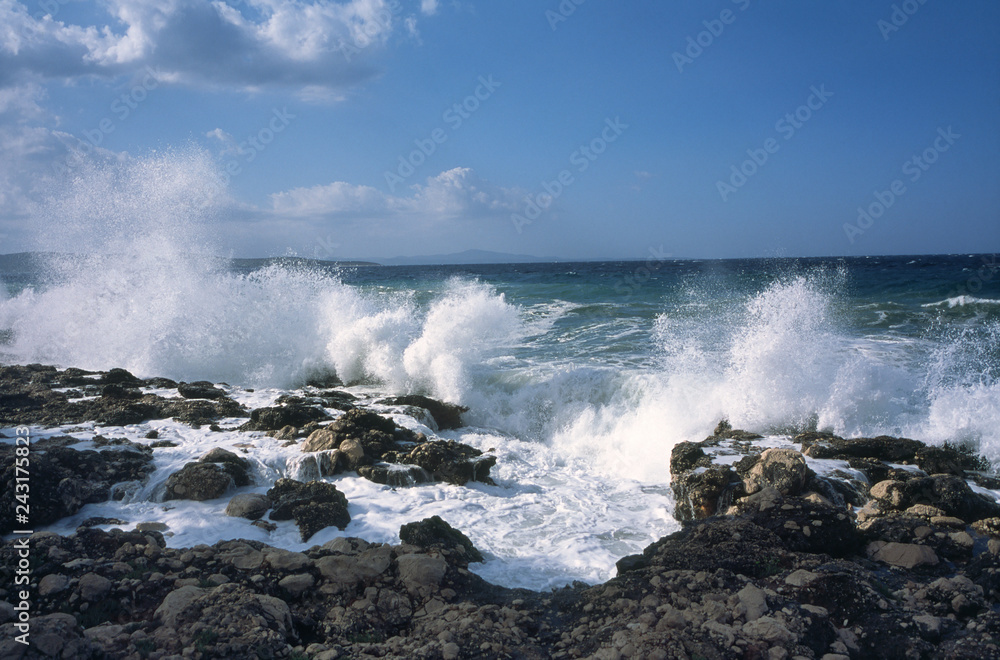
[379,395,469,430]
[0,440,154,535]
[266,478,351,541]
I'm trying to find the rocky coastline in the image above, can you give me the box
[3,364,1000,659]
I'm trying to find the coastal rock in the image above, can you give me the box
[669,441,711,475]
[266,478,351,541]
[177,381,228,400]
[239,404,331,432]
[199,447,253,486]
[744,448,809,496]
[902,474,1000,522]
[867,541,940,569]
[380,394,469,430]
[671,466,741,521]
[399,515,484,563]
[225,492,271,520]
[400,440,497,486]
[163,462,233,501]
[302,427,338,452]
[0,365,246,427]
[801,434,924,463]
[0,443,154,534]
[356,463,431,486]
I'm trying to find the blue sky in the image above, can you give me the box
[0,0,997,260]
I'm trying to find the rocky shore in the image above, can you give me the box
[3,365,1000,659]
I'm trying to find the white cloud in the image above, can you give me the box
[420,0,439,16]
[0,0,424,95]
[270,167,521,224]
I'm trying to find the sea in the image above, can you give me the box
[0,158,998,591]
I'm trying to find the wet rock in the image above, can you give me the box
[671,466,742,521]
[380,395,469,430]
[199,447,252,486]
[670,441,711,476]
[0,443,154,534]
[802,435,924,463]
[225,493,271,520]
[400,440,497,486]
[902,474,1000,522]
[177,381,228,400]
[357,463,431,486]
[163,462,233,501]
[744,448,809,496]
[399,515,484,562]
[0,365,245,427]
[239,404,331,432]
[266,478,351,541]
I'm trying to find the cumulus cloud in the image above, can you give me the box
[0,0,420,95]
[270,167,522,224]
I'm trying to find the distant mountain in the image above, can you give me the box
[229,256,379,269]
[371,249,562,266]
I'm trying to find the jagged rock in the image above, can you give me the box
[400,440,497,486]
[903,474,1000,523]
[0,365,245,427]
[744,448,809,496]
[711,420,763,440]
[266,478,350,541]
[163,462,232,501]
[177,381,228,400]
[380,395,469,430]
[199,447,252,486]
[225,493,271,520]
[397,553,448,593]
[399,515,484,562]
[670,441,711,475]
[671,466,741,521]
[802,435,924,463]
[302,427,338,452]
[0,612,98,659]
[0,443,154,534]
[869,479,907,510]
[239,404,331,432]
[357,463,431,486]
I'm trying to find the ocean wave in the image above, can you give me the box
[922,295,1000,308]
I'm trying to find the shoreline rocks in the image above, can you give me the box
[5,366,1000,658]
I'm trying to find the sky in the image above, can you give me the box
[0,0,998,261]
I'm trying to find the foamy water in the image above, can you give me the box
[2,151,999,589]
